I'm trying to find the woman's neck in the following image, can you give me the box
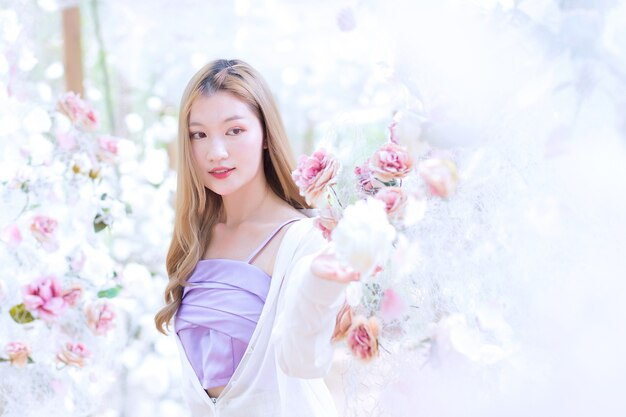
[220,177,276,227]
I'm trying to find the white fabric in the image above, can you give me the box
[174,216,347,417]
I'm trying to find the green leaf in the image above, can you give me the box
[93,213,108,233]
[97,285,122,298]
[9,303,35,324]
[28,357,34,364]
[0,358,9,362]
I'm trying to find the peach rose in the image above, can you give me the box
[331,303,353,342]
[314,207,342,240]
[58,92,99,131]
[5,342,31,367]
[85,300,116,336]
[62,285,83,308]
[369,142,413,183]
[374,187,408,219]
[418,158,458,198]
[22,275,68,322]
[56,342,91,367]
[292,149,339,205]
[347,315,380,362]
[30,215,59,252]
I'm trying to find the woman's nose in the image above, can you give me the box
[206,138,228,161]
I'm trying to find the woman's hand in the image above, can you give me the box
[310,245,361,283]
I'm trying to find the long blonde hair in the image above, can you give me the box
[155,59,309,334]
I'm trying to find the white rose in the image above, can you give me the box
[331,198,396,277]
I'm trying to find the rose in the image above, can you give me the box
[331,198,396,277]
[56,342,91,367]
[62,285,83,308]
[354,161,378,195]
[369,142,413,183]
[22,275,68,322]
[57,92,98,131]
[314,207,342,240]
[374,187,408,220]
[5,342,31,367]
[331,303,353,342]
[418,158,458,198]
[292,149,339,205]
[30,215,59,252]
[346,315,380,362]
[96,135,119,162]
[85,300,116,335]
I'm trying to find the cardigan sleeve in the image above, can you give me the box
[272,220,348,379]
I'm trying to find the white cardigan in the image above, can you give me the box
[174,217,347,417]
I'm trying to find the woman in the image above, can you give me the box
[154,59,357,417]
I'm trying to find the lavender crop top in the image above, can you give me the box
[174,218,300,390]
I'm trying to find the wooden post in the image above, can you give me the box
[62,6,83,96]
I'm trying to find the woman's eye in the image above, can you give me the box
[189,131,206,140]
[227,128,244,136]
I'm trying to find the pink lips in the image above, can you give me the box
[209,166,235,179]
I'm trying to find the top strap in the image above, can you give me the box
[246,218,301,264]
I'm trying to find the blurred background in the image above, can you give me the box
[1,0,625,416]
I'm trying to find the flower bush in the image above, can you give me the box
[293,117,462,363]
[0,90,133,415]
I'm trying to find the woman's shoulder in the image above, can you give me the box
[281,214,324,256]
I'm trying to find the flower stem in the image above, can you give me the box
[329,185,344,209]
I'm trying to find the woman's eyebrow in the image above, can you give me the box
[188,115,244,127]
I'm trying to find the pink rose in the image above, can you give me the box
[374,187,408,219]
[96,135,119,162]
[379,288,407,321]
[369,142,413,183]
[30,215,59,252]
[2,224,22,247]
[292,149,339,205]
[22,275,68,322]
[347,315,380,362]
[331,303,353,342]
[85,300,116,336]
[58,92,99,131]
[5,342,31,367]
[354,161,378,195]
[56,342,91,367]
[62,285,83,308]
[314,207,342,240]
[418,158,458,198]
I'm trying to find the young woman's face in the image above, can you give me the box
[188,91,265,197]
